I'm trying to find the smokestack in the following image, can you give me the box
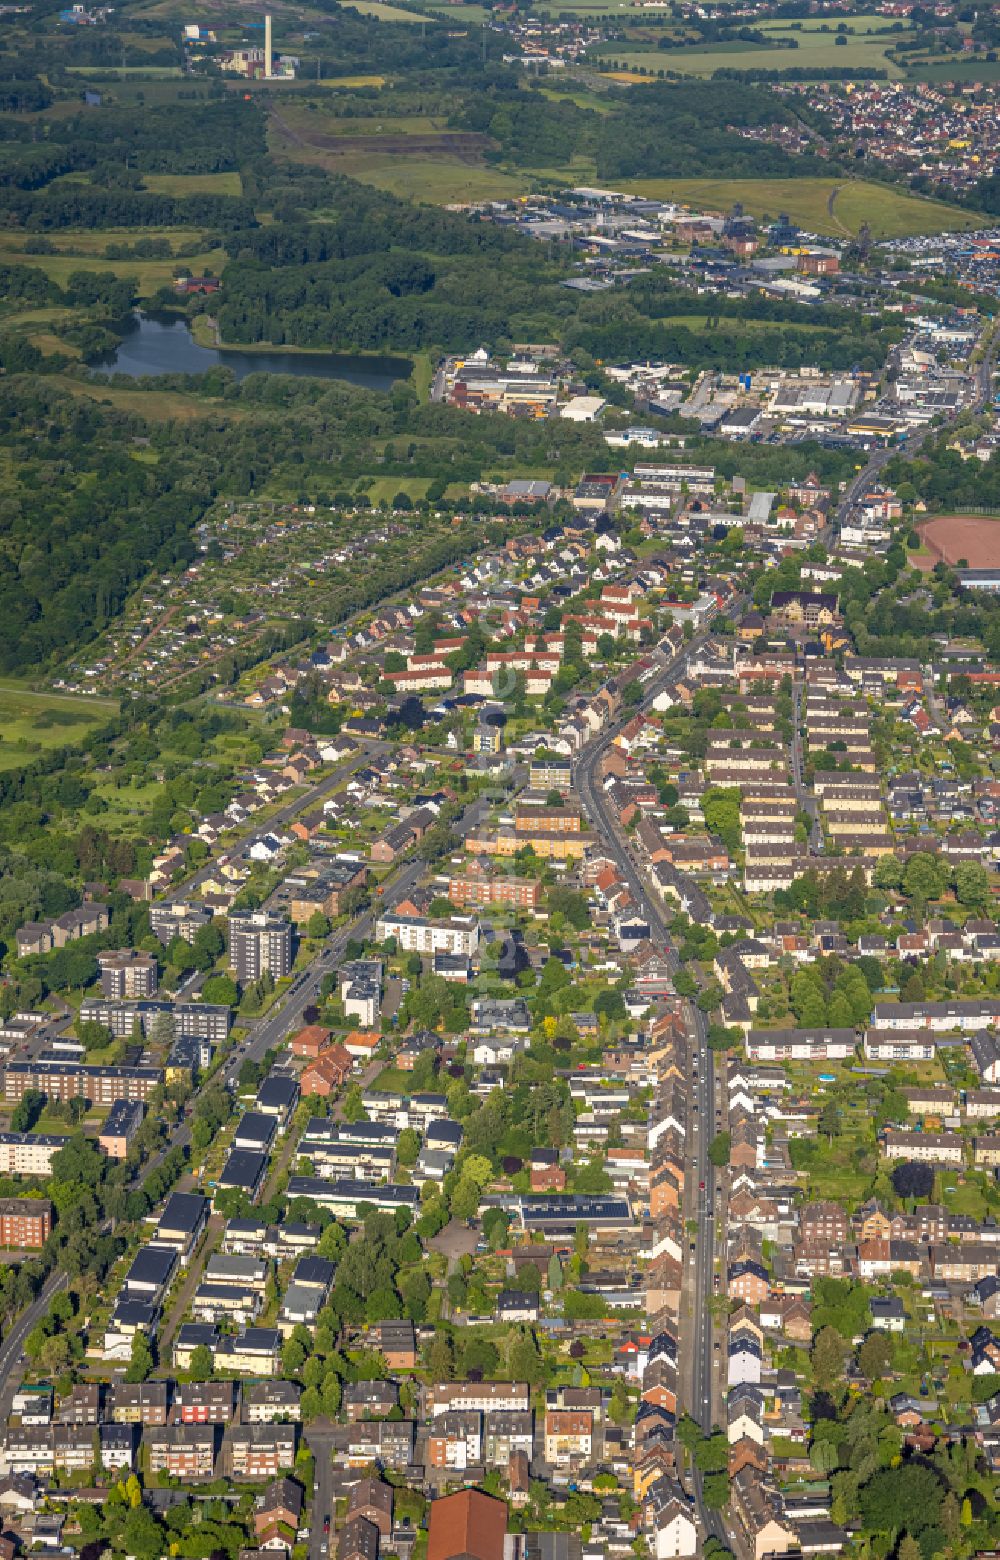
[264,13,272,77]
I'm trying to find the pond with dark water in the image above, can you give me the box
[91,313,411,390]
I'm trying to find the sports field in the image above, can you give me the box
[616,176,978,239]
[0,683,117,772]
[918,515,1000,570]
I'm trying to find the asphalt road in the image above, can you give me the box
[0,784,489,1445]
[224,792,493,1087]
[790,682,821,854]
[573,630,727,1545]
[303,1424,337,1560]
[0,1268,68,1424]
[164,741,388,905]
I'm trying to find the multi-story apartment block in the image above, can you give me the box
[228,913,293,984]
[0,1198,51,1248]
[147,1424,217,1479]
[0,1133,68,1177]
[4,1062,162,1107]
[229,1424,297,1479]
[97,950,158,1000]
[374,913,480,958]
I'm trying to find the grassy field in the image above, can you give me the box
[906,58,1000,82]
[276,140,529,200]
[411,1,488,17]
[756,11,911,32]
[537,84,613,113]
[64,64,184,76]
[272,105,448,137]
[599,36,905,74]
[0,683,117,772]
[617,175,978,238]
[0,235,227,297]
[143,172,242,196]
[340,0,426,19]
[48,374,244,423]
[655,312,828,331]
[269,92,601,200]
[1,307,84,358]
[320,74,388,86]
[534,0,639,12]
[3,227,208,258]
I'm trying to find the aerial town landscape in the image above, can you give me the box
[7,0,1000,1557]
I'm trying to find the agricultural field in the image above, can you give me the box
[617,175,979,238]
[0,683,117,773]
[597,35,906,75]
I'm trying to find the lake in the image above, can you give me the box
[91,313,412,390]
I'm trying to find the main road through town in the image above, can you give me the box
[574,625,727,1545]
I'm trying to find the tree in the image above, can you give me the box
[396,1128,420,1167]
[11,1089,44,1133]
[701,1473,729,1510]
[955,861,990,911]
[858,1464,945,1540]
[903,852,944,904]
[857,1331,893,1381]
[201,974,238,1006]
[891,1161,934,1200]
[188,1344,213,1381]
[307,912,331,939]
[449,1177,481,1222]
[508,1326,545,1386]
[123,1506,166,1560]
[901,970,925,1003]
[873,855,904,892]
[482,1208,510,1250]
[811,1326,848,1390]
[693,1432,729,1474]
[125,1332,154,1383]
[191,921,224,969]
[427,1332,454,1382]
[708,1132,730,1168]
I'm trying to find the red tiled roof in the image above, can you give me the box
[427,1491,507,1560]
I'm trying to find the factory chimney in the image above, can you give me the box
[264,13,272,77]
